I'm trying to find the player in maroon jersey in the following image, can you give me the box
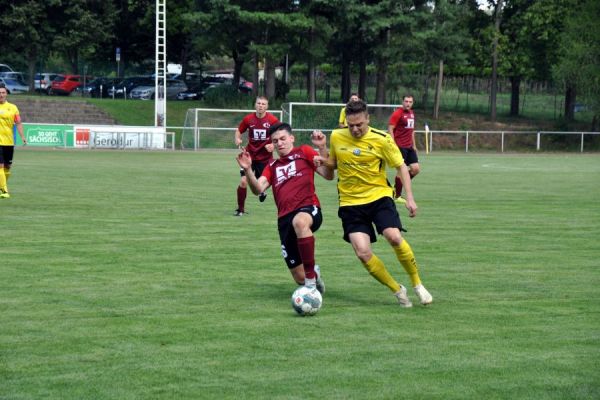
[388,94,421,201]
[236,122,333,293]
[233,96,280,216]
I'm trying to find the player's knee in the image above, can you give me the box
[292,214,312,234]
[383,229,403,247]
[239,177,247,188]
[410,164,420,176]
[354,247,373,263]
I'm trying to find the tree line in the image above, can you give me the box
[1,0,598,127]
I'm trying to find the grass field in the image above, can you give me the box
[1,150,599,399]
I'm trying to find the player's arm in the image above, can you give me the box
[236,151,270,195]
[15,115,26,145]
[387,124,395,136]
[311,130,335,179]
[395,163,417,217]
[412,129,417,151]
[234,128,243,147]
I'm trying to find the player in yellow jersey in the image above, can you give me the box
[338,93,359,128]
[315,99,432,307]
[0,84,27,199]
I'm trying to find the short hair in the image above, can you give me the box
[256,96,269,102]
[0,83,5,89]
[403,94,414,100]
[345,99,368,117]
[268,122,292,136]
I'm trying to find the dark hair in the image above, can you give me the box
[268,122,292,136]
[345,99,368,117]
[0,83,5,89]
[403,94,414,100]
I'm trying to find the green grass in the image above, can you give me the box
[1,150,599,399]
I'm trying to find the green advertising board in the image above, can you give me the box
[18,124,74,147]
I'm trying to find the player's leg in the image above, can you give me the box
[373,197,431,305]
[235,173,247,215]
[380,227,432,305]
[292,206,322,288]
[252,161,268,203]
[339,203,406,303]
[278,212,306,286]
[408,162,420,178]
[0,147,10,198]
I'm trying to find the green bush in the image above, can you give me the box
[203,85,252,108]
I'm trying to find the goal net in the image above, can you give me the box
[281,102,420,146]
[181,108,284,150]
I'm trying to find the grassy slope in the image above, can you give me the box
[1,150,599,399]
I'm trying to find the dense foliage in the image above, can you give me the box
[0,0,598,126]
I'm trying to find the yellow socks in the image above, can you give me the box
[393,239,422,287]
[362,254,401,293]
[0,168,7,193]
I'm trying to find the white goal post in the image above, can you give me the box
[181,108,284,150]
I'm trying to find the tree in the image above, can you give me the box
[50,0,117,74]
[489,0,503,121]
[2,1,57,90]
[553,0,600,129]
[413,0,471,119]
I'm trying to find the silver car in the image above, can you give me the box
[130,79,188,100]
[0,77,28,94]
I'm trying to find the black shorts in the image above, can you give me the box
[0,146,14,167]
[400,147,419,166]
[277,205,322,269]
[338,197,404,243]
[239,160,269,179]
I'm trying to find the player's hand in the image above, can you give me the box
[405,198,418,218]
[235,137,243,146]
[313,155,326,167]
[236,151,252,170]
[265,143,274,153]
[311,130,326,148]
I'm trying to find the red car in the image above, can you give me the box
[50,74,92,95]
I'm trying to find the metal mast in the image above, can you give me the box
[155,0,167,127]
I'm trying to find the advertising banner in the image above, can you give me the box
[73,125,166,149]
[20,124,74,147]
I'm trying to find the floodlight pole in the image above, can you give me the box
[155,0,167,127]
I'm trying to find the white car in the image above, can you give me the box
[35,72,59,94]
[0,77,28,94]
[130,79,187,100]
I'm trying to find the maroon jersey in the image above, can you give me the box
[389,107,415,148]
[238,112,280,162]
[261,145,321,218]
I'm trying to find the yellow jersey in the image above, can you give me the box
[338,107,347,127]
[0,101,20,146]
[330,126,405,206]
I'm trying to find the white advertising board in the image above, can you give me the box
[73,125,166,149]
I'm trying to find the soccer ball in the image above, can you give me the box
[291,286,322,316]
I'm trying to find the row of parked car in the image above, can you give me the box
[0,65,253,100]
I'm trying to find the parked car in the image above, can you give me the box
[34,73,59,94]
[0,64,13,74]
[176,83,205,100]
[239,78,253,93]
[0,71,27,83]
[75,77,120,98]
[130,79,188,100]
[0,77,28,94]
[107,76,153,98]
[50,74,92,95]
